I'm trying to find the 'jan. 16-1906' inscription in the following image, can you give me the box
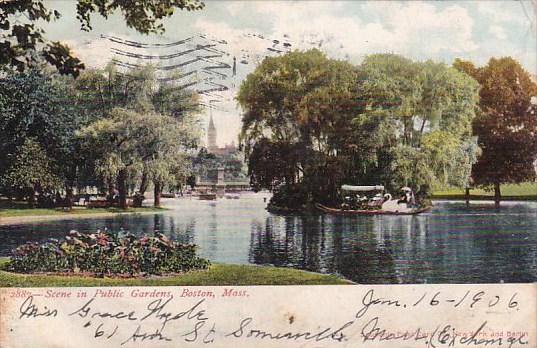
[1,285,534,348]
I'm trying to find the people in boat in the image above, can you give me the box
[368,193,384,208]
[397,187,416,207]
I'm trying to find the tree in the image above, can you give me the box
[246,139,303,190]
[78,107,197,208]
[454,57,537,206]
[1,138,62,206]
[0,0,204,76]
[238,49,360,205]
[142,113,198,207]
[356,54,480,193]
[0,70,81,199]
[77,108,150,208]
[147,152,191,207]
[70,64,200,200]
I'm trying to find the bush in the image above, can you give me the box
[4,230,210,276]
[269,183,310,210]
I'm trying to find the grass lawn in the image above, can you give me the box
[432,182,537,200]
[0,258,352,286]
[0,199,165,218]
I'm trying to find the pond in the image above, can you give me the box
[1,193,536,284]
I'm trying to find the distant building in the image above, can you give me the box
[207,115,238,156]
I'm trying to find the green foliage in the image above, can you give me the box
[78,108,176,176]
[192,148,247,185]
[238,49,360,204]
[239,51,480,208]
[247,139,303,189]
[454,57,537,190]
[5,230,210,275]
[76,0,205,33]
[269,184,310,211]
[68,63,199,200]
[239,49,358,149]
[0,70,81,192]
[1,138,62,198]
[0,0,204,76]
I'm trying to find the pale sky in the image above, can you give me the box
[41,0,537,146]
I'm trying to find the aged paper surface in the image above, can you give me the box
[1,1,536,348]
[1,284,535,347]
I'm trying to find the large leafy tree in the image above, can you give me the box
[70,64,200,200]
[77,108,192,208]
[1,138,62,205]
[454,57,537,206]
[356,54,480,193]
[0,0,205,76]
[0,70,80,198]
[238,49,360,204]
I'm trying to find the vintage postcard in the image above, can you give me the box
[0,0,536,347]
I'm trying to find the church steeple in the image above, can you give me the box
[207,114,217,153]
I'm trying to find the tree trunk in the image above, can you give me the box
[153,180,162,208]
[465,187,470,207]
[28,187,35,208]
[117,169,128,209]
[139,170,149,194]
[108,180,115,203]
[494,182,501,208]
[65,186,74,209]
[417,118,427,147]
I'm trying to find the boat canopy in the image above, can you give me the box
[341,185,384,192]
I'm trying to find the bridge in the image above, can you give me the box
[195,167,250,197]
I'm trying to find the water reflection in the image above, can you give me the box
[0,196,535,284]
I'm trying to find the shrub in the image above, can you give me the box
[269,183,310,210]
[4,230,210,276]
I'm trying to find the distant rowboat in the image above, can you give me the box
[224,193,241,199]
[199,193,217,200]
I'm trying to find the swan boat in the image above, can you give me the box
[316,185,431,215]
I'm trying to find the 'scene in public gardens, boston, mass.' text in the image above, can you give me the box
[1,284,535,348]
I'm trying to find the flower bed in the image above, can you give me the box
[4,230,210,276]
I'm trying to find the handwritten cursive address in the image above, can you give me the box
[5,287,530,348]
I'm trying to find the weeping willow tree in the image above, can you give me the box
[74,63,201,207]
[78,108,198,209]
[355,54,481,194]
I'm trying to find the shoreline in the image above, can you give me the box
[431,195,537,201]
[2,197,536,226]
[0,210,164,226]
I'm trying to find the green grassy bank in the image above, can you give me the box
[0,258,351,286]
[432,182,537,201]
[0,199,165,218]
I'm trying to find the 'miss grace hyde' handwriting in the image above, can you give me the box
[12,288,528,347]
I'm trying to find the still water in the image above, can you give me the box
[1,193,535,284]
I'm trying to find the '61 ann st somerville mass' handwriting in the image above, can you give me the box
[7,287,530,348]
